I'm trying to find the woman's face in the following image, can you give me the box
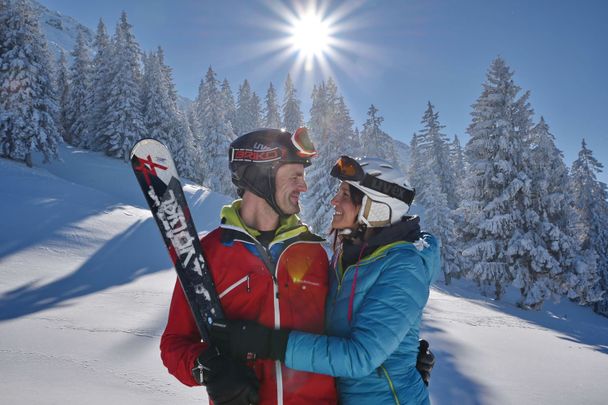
[330,182,361,230]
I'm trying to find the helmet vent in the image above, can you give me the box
[379,164,393,169]
[367,170,382,177]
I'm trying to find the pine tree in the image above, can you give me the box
[509,117,582,309]
[141,50,179,152]
[250,91,261,129]
[450,135,466,203]
[416,102,458,208]
[0,0,60,165]
[281,73,304,134]
[195,67,235,196]
[89,18,111,149]
[263,82,281,128]
[360,104,398,165]
[335,96,360,157]
[407,133,425,196]
[302,80,344,234]
[235,79,260,135]
[220,78,236,133]
[409,102,461,283]
[570,139,608,311]
[66,29,93,147]
[96,12,145,160]
[461,57,532,300]
[55,50,70,143]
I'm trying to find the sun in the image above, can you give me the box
[240,1,376,85]
[290,12,331,60]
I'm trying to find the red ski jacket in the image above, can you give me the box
[160,201,337,405]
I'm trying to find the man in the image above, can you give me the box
[160,128,337,405]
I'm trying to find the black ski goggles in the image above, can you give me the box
[291,127,317,158]
[330,155,365,181]
[330,155,415,205]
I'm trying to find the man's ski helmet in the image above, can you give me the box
[330,155,415,227]
[228,127,316,216]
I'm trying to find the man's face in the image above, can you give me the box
[275,163,307,215]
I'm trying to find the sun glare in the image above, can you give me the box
[242,1,375,84]
[291,13,331,59]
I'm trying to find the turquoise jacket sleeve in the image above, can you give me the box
[284,240,436,378]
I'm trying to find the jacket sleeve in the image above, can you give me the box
[285,239,438,378]
[160,278,208,387]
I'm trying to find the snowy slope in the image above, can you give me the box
[1,146,607,405]
[31,0,93,60]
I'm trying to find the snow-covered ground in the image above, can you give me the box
[1,146,607,404]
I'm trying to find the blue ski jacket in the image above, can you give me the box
[284,231,440,405]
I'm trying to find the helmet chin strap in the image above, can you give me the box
[265,169,289,218]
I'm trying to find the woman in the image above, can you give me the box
[211,155,440,404]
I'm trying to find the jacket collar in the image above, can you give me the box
[219,199,320,246]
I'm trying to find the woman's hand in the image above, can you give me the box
[210,320,290,362]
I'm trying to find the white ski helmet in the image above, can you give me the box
[330,156,415,227]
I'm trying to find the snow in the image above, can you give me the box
[1,144,607,404]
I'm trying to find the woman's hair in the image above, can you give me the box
[347,183,365,206]
[330,183,365,252]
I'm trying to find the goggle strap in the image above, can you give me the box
[360,174,415,205]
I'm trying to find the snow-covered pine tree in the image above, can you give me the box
[450,135,466,204]
[508,117,583,309]
[250,91,261,130]
[262,82,281,128]
[0,0,60,166]
[234,79,260,135]
[89,18,111,149]
[66,29,93,147]
[195,66,235,196]
[461,57,532,300]
[141,50,181,157]
[407,133,424,196]
[335,96,360,157]
[419,164,460,284]
[281,73,304,134]
[302,79,347,234]
[570,139,608,313]
[360,104,398,165]
[220,78,236,134]
[157,47,178,110]
[55,50,70,143]
[97,12,145,160]
[155,47,196,180]
[409,103,460,283]
[186,105,204,183]
[416,102,458,208]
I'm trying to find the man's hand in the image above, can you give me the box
[210,320,289,361]
[416,339,436,386]
[193,346,260,405]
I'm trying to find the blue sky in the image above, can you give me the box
[39,0,608,183]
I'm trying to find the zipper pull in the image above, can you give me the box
[246,274,251,292]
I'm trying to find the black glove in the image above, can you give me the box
[192,346,260,405]
[416,339,435,386]
[210,320,290,362]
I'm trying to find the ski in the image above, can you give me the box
[130,138,223,341]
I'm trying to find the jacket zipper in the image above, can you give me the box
[379,365,401,405]
[271,240,321,405]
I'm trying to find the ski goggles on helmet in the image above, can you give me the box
[330,155,365,181]
[291,127,317,158]
[331,155,415,205]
